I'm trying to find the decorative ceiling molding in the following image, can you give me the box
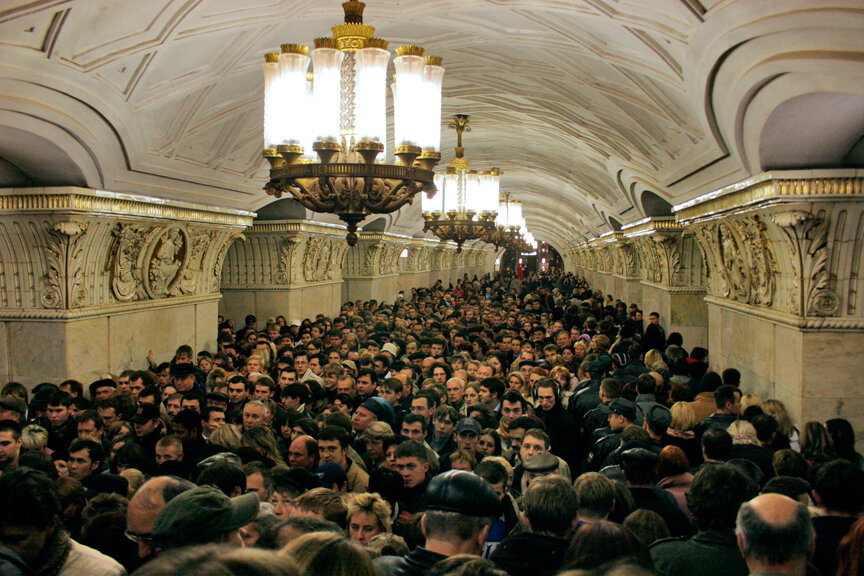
[0,0,860,247]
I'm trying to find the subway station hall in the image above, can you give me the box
[0,1,863,574]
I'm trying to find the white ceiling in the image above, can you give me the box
[1,0,863,251]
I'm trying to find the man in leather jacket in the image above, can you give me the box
[375,469,502,576]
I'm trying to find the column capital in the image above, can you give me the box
[678,172,864,328]
[221,220,349,289]
[0,187,252,320]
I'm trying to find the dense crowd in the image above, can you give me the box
[0,270,861,576]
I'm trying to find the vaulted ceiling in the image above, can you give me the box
[1,0,863,253]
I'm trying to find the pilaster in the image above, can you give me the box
[623,218,707,348]
[677,171,864,432]
[220,220,349,322]
[0,187,253,385]
[567,220,708,348]
[342,233,410,303]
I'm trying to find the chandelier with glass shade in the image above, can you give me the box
[262,0,444,245]
[421,115,499,252]
[483,192,523,250]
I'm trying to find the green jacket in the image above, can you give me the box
[650,530,748,576]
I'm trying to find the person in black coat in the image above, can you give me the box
[376,470,502,576]
[535,380,579,472]
[492,475,577,576]
[642,312,666,353]
[621,448,693,538]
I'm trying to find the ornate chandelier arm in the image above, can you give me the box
[317,176,338,203]
[287,179,329,212]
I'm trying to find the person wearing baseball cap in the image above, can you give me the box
[131,403,164,461]
[375,470,502,576]
[584,398,637,473]
[643,404,673,451]
[151,484,259,551]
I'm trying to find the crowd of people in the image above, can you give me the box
[0,270,861,576]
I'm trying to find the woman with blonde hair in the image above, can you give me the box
[729,420,774,480]
[549,365,577,408]
[246,353,268,376]
[210,423,243,450]
[346,492,392,545]
[206,367,228,393]
[280,532,376,576]
[762,398,800,450]
[665,402,702,467]
[506,371,530,398]
[461,383,481,416]
[643,349,663,368]
[728,420,758,446]
[242,426,286,467]
[21,424,49,452]
[740,393,761,413]
[549,365,572,391]
[573,340,589,363]
[257,340,277,366]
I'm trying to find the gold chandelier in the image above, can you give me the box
[480,193,537,253]
[421,115,499,252]
[262,0,443,245]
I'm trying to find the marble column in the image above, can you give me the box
[624,219,708,348]
[397,242,435,294]
[342,233,410,303]
[0,186,252,385]
[220,220,349,323]
[679,171,864,433]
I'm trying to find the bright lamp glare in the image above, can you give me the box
[355,48,390,147]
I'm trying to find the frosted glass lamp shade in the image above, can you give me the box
[393,54,426,147]
[355,47,391,145]
[311,47,343,143]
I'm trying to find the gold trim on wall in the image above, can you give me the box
[0,187,255,227]
[675,175,864,222]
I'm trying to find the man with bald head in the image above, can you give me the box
[288,435,319,471]
[735,493,814,576]
[126,476,195,559]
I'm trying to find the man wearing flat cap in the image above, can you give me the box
[584,397,636,472]
[0,396,26,423]
[170,362,199,395]
[375,470,503,576]
[151,484,260,551]
[88,378,116,402]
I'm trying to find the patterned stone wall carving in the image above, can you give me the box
[690,214,779,309]
[566,221,704,293]
[679,176,864,328]
[107,223,241,304]
[567,176,864,329]
[221,222,349,290]
[302,236,347,283]
[0,189,251,319]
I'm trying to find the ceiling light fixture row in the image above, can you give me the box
[484,192,535,253]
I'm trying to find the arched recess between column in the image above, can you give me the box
[0,111,103,189]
